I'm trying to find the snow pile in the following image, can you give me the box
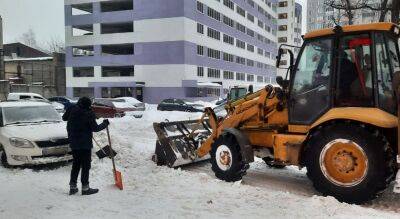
[0,107,399,218]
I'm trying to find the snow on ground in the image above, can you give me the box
[0,106,400,218]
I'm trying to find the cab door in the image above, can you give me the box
[289,38,333,124]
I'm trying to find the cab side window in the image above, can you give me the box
[336,34,373,107]
[376,33,396,114]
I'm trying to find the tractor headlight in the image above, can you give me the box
[9,138,35,148]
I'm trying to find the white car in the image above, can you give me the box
[7,92,65,113]
[114,97,146,118]
[0,101,72,166]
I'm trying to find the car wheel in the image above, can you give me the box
[1,150,10,168]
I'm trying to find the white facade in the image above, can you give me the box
[276,0,302,77]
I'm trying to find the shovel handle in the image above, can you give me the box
[106,127,117,172]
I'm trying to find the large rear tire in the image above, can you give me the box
[210,135,249,182]
[305,123,395,204]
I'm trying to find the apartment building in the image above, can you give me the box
[307,0,392,32]
[64,0,279,103]
[276,0,302,77]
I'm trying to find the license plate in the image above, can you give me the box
[43,145,71,156]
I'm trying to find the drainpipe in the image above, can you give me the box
[0,15,4,80]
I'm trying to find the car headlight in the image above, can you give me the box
[9,138,35,148]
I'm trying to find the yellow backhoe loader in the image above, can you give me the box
[153,22,400,204]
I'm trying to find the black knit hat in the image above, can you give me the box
[77,97,92,109]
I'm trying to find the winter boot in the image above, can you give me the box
[82,185,99,195]
[69,185,78,195]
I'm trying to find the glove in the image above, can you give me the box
[103,119,110,126]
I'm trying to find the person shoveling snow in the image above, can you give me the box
[63,97,109,195]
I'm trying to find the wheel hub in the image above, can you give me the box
[320,139,368,187]
[215,145,232,171]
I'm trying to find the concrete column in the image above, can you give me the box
[94,86,102,98]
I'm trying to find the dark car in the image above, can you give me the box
[48,96,77,109]
[157,99,204,112]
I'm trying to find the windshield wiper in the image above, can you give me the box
[5,121,36,126]
[34,120,61,123]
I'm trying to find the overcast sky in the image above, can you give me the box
[0,0,307,49]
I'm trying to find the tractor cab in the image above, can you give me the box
[277,23,400,125]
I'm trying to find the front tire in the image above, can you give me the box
[210,135,249,182]
[305,123,395,204]
[1,150,10,168]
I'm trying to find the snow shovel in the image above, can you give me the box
[93,137,117,159]
[106,127,123,190]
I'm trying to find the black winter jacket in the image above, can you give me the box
[62,105,108,150]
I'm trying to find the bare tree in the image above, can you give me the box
[324,0,367,25]
[46,36,65,53]
[18,28,38,48]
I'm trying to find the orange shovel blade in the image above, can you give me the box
[114,170,123,190]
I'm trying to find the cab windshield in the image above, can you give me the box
[229,88,247,101]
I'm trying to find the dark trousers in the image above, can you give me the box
[70,149,92,187]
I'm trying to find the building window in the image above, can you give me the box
[73,87,94,98]
[72,25,93,36]
[236,39,245,49]
[207,27,221,40]
[101,44,134,55]
[257,76,263,83]
[207,7,221,21]
[246,28,255,37]
[279,25,288,31]
[236,22,246,33]
[257,48,263,55]
[257,62,263,69]
[265,25,271,32]
[223,16,234,28]
[207,48,221,59]
[247,44,254,52]
[100,0,133,12]
[265,51,271,58]
[247,0,255,7]
[236,6,245,17]
[257,34,264,42]
[247,13,254,23]
[72,46,94,56]
[258,20,264,28]
[236,72,245,81]
[236,56,246,65]
[223,71,234,80]
[207,68,220,78]
[246,59,254,67]
[73,67,94,77]
[278,13,288,19]
[223,0,234,10]
[197,1,204,13]
[247,74,254,82]
[223,52,234,62]
[197,23,204,34]
[101,22,134,34]
[279,1,288,7]
[71,3,93,15]
[278,37,287,43]
[102,66,134,77]
[197,45,204,55]
[223,34,234,45]
[197,66,204,77]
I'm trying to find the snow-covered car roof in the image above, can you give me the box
[0,101,51,108]
[114,97,142,104]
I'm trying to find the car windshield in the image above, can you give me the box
[3,105,61,125]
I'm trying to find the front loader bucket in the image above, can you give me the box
[153,119,211,167]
